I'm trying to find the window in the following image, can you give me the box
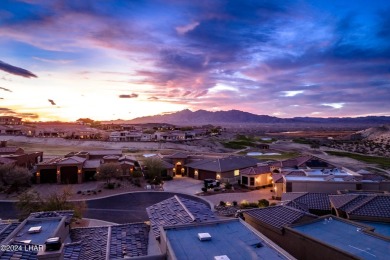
[234,170,239,176]
[250,177,255,186]
[242,176,248,185]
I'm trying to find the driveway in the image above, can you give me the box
[163,176,203,195]
[163,177,277,207]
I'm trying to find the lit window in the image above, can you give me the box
[234,170,239,176]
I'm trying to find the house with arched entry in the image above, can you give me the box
[162,152,190,176]
[35,150,140,184]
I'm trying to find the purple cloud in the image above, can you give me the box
[0,60,37,78]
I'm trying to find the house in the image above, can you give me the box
[0,141,24,155]
[36,150,134,184]
[186,155,261,182]
[0,141,43,169]
[0,116,22,125]
[243,206,389,260]
[159,218,294,260]
[280,175,390,196]
[239,165,272,189]
[270,155,337,173]
[285,216,389,260]
[162,152,190,176]
[268,155,390,199]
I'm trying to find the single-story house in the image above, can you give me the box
[186,155,260,182]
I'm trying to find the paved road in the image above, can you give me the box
[0,192,208,223]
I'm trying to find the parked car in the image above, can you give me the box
[204,179,220,188]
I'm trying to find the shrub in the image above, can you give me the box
[219,201,226,207]
[106,183,115,189]
[232,201,238,206]
[133,179,141,187]
[225,183,232,190]
[258,199,270,208]
[201,187,207,192]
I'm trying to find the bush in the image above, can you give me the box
[224,183,232,190]
[219,201,226,207]
[258,199,270,208]
[163,175,173,181]
[201,187,207,192]
[106,183,115,189]
[133,179,141,187]
[232,201,238,206]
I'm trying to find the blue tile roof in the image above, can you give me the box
[146,195,216,238]
[109,223,149,258]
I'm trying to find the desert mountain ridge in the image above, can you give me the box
[102,109,390,126]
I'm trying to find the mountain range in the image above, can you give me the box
[117,109,390,125]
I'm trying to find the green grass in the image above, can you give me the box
[326,151,390,169]
[222,140,256,149]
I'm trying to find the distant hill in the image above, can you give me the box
[352,125,390,141]
[121,109,390,126]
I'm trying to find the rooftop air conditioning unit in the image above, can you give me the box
[45,237,62,251]
[214,255,230,260]
[28,226,42,234]
[198,233,212,241]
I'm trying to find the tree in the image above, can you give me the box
[96,162,121,184]
[0,165,31,193]
[142,157,164,182]
[16,187,86,220]
[3,166,31,187]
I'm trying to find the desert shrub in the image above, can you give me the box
[106,183,115,189]
[258,199,270,208]
[225,183,232,190]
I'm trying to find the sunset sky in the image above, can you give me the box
[1,0,390,121]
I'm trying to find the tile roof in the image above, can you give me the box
[70,226,108,260]
[0,222,20,243]
[185,155,260,172]
[284,170,306,176]
[109,223,149,258]
[57,156,87,165]
[243,205,317,230]
[271,173,284,183]
[281,192,331,211]
[330,194,390,219]
[83,159,101,169]
[159,159,175,169]
[240,165,270,175]
[270,155,313,168]
[146,195,216,238]
[64,242,82,260]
